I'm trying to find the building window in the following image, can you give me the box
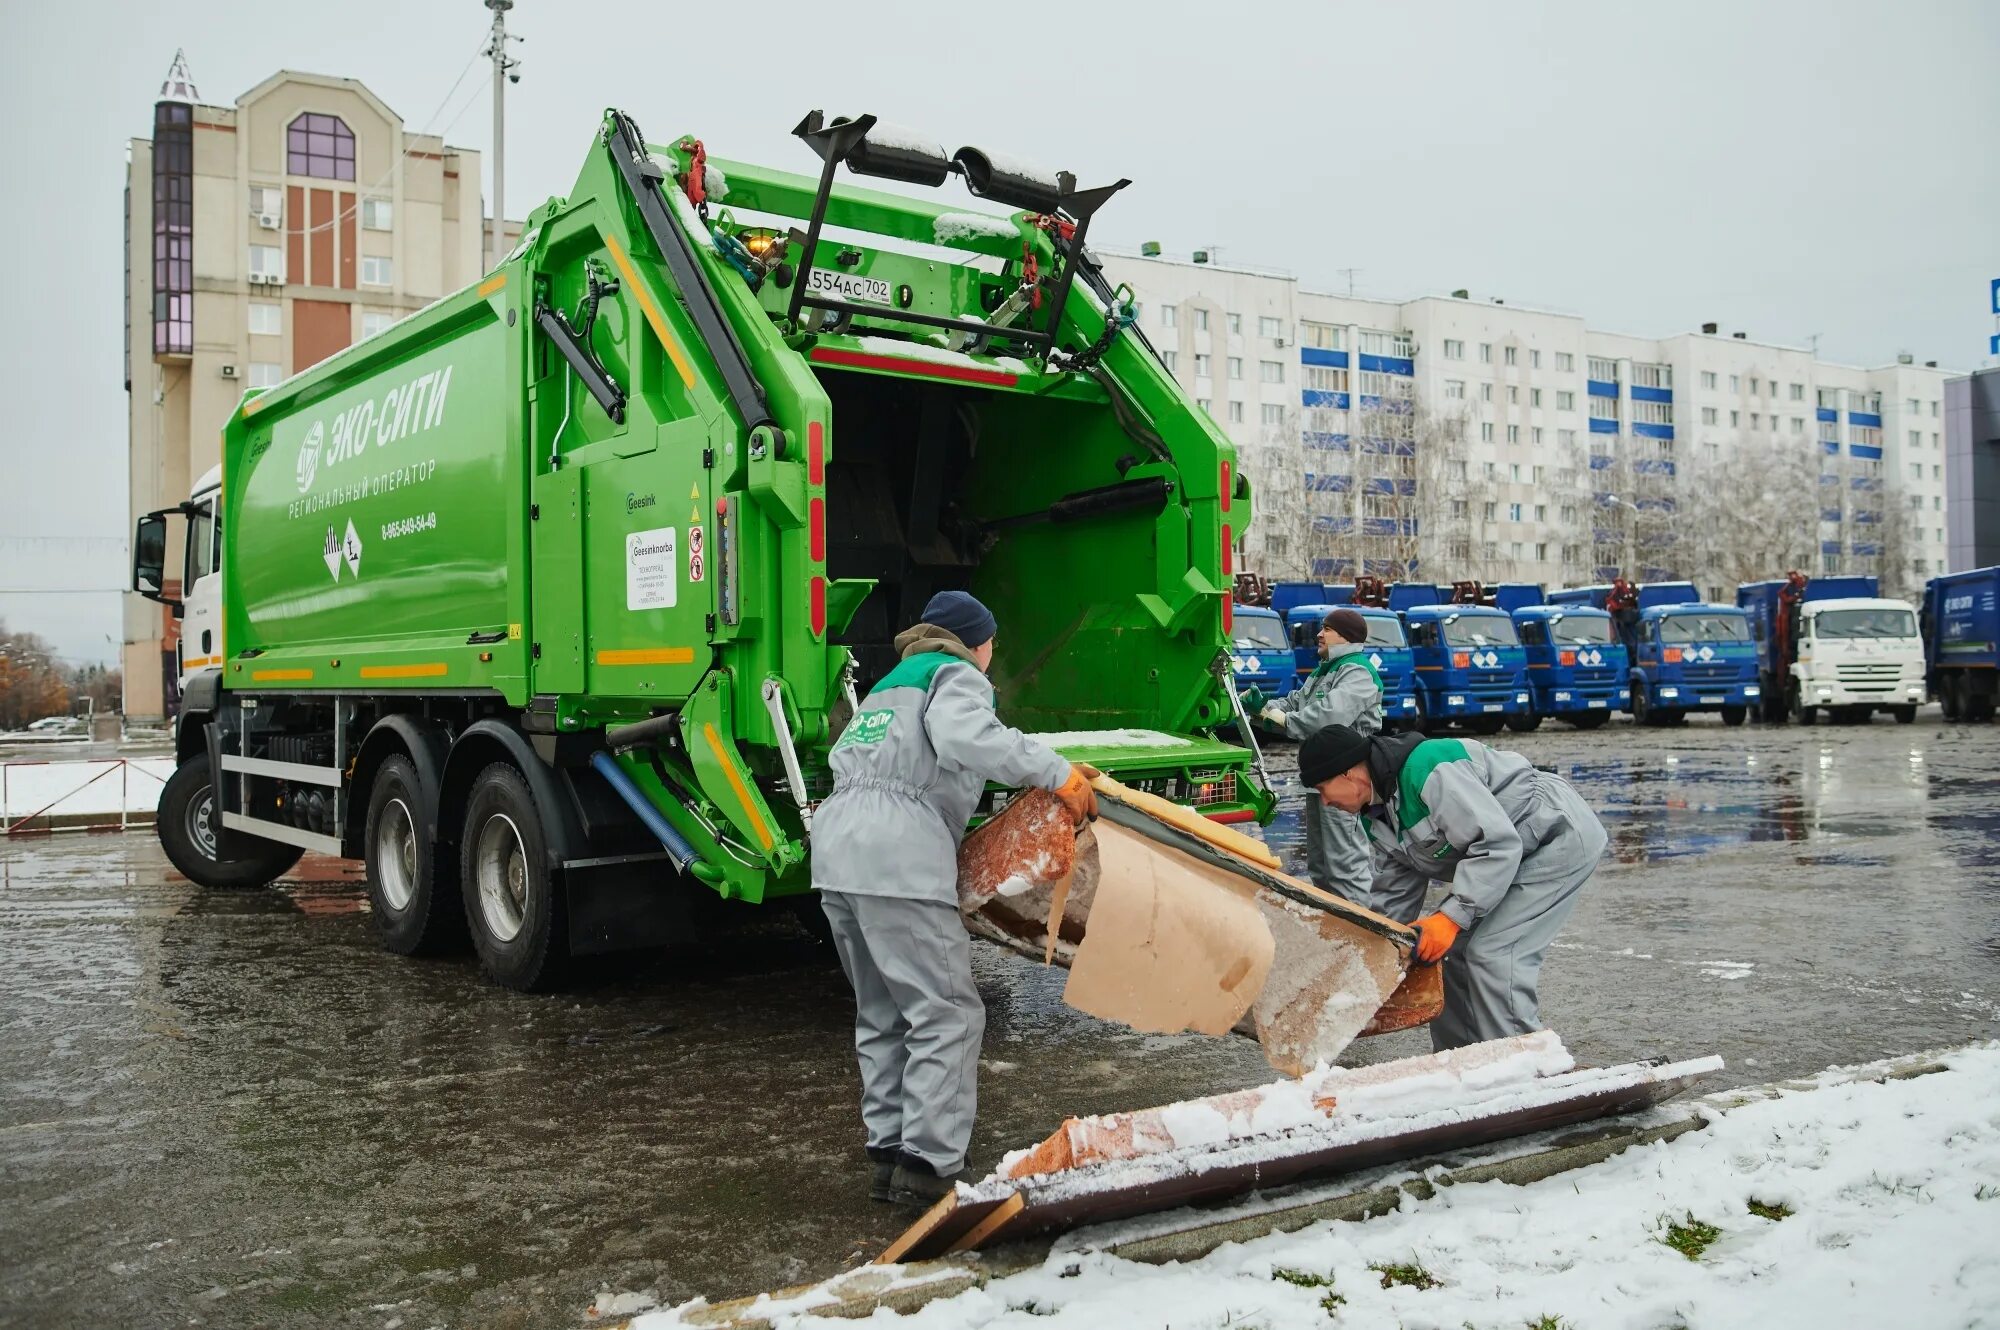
[1483,501,1498,520]
[1631,362,1672,390]
[1588,357,1617,382]
[361,198,393,231]
[1750,413,1761,429]
[1481,422,1494,442]
[1261,404,1286,425]
[1700,406,1718,425]
[1194,308,1210,332]
[1479,343,1493,364]
[360,255,393,287]
[362,309,396,339]
[1534,502,1547,520]
[249,186,282,221]
[247,301,282,336]
[1450,499,1469,518]
[1194,352,1212,377]
[1481,383,1493,402]
[1449,460,1469,480]
[287,112,355,181]
[1228,356,1243,380]
[1531,388,1544,408]
[1909,429,1922,448]
[1532,427,1544,445]
[152,101,194,356]
[1161,304,1176,328]
[1554,352,1574,371]
[1303,366,1349,391]
[1750,377,1761,395]
[1791,383,1805,400]
[1556,390,1574,410]
[1507,386,1519,405]
[1504,345,1518,366]
[1700,371,1717,389]
[1733,410,1743,428]
[1444,379,1466,399]
[1792,417,1804,433]
[1443,338,1464,360]
[247,361,284,388]
[1908,462,1922,480]
[1358,371,1411,399]
[1931,400,1939,417]
[1558,429,1576,447]
[1197,398,1211,415]
[248,244,284,282]
[1160,350,1176,373]
[1227,313,1241,335]
[1590,396,1619,422]
[1507,425,1520,443]
[1260,360,1284,384]
[1228,400,1244,423]
[1530,350,1542,369]
[1632,401,1675,426]
[1359,330,1414,357]
[1301,321,1341,349]
[1509,503,1523,522]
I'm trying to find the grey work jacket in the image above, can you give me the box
[811,640,1070,905]
[1277,642,1384,741]
[1362,735,1587,929]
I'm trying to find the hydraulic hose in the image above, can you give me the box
[588,750,714,881]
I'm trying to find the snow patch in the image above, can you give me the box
[857,118,946,159]
[994,874,1036,898]
[701,163,728,202]
[1033,729,1194,750]
[933,211,1018,244]
[848,334,1030,377]
[970,147,1064,193]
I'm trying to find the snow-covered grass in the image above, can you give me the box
[701,1043,2000,1330]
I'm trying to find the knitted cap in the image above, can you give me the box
[1298,724,1373,787]
[920,590,997,649]
[1323,608,1370,644]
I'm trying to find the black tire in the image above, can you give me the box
[1568,711,1610,730]
[365,755,463,956]
[1969,692,1996,723]
[1760,687,1789,724]
[1504,712,1541,733]
[156,753,304,889]
[1793,686,1817,726]
[459,762,568,991]
[1657,710,1687,726]
[1940,675,1962,722]
[1893,706,1917,725]
[1721,706,1748,727]
[1629,688,1650,726]
[1467,714,1506,736]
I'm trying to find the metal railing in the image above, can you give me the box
[2,758,170,836]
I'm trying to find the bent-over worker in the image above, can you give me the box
[812,590,1097,1208]
[1240,608,1383,906]
[1297,724,1606,1051]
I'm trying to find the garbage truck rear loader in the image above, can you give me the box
[134,109,1270,989]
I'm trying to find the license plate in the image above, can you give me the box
[1587,700,1607,708]
[1700,695,1723,704]
[807,269,893,305]
[1483,703,1503,712]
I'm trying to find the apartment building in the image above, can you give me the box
[123,55,495,720]
[1096,248,1956,598]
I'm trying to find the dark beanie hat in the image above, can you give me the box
[1323,608,1369,644]
[1298,724,1372,787]
[921,590,997,648]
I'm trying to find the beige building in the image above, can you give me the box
[123,55,496,721]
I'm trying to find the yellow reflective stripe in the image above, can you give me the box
[595,647,695,666]
[477,273,507,298]
[702,721,773,851]
[358,662,448,679]
[603,233,696,389]
[250,668,312,682]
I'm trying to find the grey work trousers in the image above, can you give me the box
[1306,798,1374,907]
[819,889,984,1175]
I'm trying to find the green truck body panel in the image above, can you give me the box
[216,109,1268,899]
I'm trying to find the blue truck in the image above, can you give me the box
[1279,602,1422,731]
[1227,604,1293,701]
[1490,583,1548,614]
[1508,604,1630,731]
[1923,565,2000,722]
[1403,604,1530,734]
[1626,602,1761,725]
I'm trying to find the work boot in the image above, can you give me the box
[888,1157,976,1210]
[866,1147,901,1204]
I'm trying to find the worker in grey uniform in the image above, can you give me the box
[1296,723,1606,1051]
[1239,608,1383,906]
[812,590,1098,1208]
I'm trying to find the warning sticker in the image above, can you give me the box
[688,525,705,583]
[627,527,678,611]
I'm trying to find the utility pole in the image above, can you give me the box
[483,0,521,272]
[1336,268,1361,297]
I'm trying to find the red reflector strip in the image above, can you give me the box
[1204,809,1258,824]
[808,421,825,486]
[809,576,827,636]
[1221,524,1233,576]
[808,346,1019,387]
[1220,460,1232,513]
[809,496,825,562]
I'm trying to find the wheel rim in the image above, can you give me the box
[374,797,418,912]
[474,812,529,943]
[185,784,218,859]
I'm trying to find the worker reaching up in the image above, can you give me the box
[812,590,1098,1209]
[1297,724,1605,1051]
[1239,608,1383,906]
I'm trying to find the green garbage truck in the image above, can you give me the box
[131,108,1270,989]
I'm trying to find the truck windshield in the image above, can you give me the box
[1659,613,1749,644]
[1364,617,1407,648]
[1815,608,1917,639]
[1548,615,1613,645]
[1232,616,1289,650]
[1443,615,1519,647]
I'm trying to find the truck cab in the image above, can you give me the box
[1510,605,1629,730]
[1627,603,1759,725]
[1227,605,1291,700]
[1403,604,1529,734]
[1281,602,1420,731]
[131,464,225,728]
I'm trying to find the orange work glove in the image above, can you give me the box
[1413,911,1462,963]
[1055,765,1099,825]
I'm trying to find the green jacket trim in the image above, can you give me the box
[870,651,967,698]
[1397,737,1471,833]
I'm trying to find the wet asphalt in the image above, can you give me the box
[2,714,1997,1328]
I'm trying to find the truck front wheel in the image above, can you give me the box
[366,755,463,956]
[156,753,304,890]
[1893,706,1917,724]
[1721,706,1748,727]
[1790,685,1817,726]
[1504,713,1541,733]
[460,762,568,991]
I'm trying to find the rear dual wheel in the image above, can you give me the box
[364,756,463,955]
[460,763,567,991]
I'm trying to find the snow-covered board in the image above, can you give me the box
[877,1033,1723,1264]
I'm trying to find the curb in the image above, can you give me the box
[638,1046,1967,1328]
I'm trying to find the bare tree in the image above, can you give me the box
[1680,436,1823,592]
[1352,394,1474,579]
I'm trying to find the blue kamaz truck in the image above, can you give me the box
[1404,604,1529,734]
[1509,604,1630,730]
[1625,602,1760,725]
[1923,565,2000,722]
[1228,604,1293,700]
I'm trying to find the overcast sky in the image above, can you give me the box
[2,0,1994,667]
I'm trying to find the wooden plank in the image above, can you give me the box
[873,1192,1005,1266]
[946,1193,1026,1253]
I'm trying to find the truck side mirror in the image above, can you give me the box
[133,511,182,615]
[1291,624,1314,648]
